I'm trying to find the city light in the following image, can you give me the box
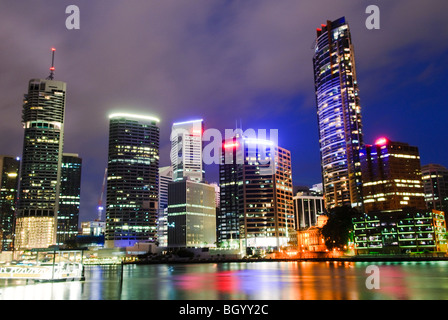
[224,141,239,149]
[375,137,388,146]
[108,113,160,123]
[172,119,203,126]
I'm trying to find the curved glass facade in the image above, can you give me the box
[313,17,363,209]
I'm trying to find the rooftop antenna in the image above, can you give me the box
[47,47,56,80]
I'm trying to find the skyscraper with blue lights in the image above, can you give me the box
[313,17,364,210]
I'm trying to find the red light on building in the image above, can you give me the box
[50,67,55,71]
[375,137,388,146]
[51,48,56,51]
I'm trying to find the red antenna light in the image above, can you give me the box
[375,137,388,146]
[47,47,56,80]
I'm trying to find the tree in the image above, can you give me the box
[321,206,357,251]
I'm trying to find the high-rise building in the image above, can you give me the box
[57,153,82,245]
[15,78,66,250]
[422,164,448,214]
[360,137,426,213]
[313,17,364,210]
[353,209,447,254]
[167,179,216,248]
[105,113,160,248]
[170,119,204,183]
[218,133,294,251]
[293,189,325,230]
[0,156,20,251]
[158,165,173,247]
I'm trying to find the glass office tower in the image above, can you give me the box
[0,156,20,251]
[313,17,364,210]
[170,119,204,183]
[15,79,66,250]
[105,113,160,248]
[218,133,294,252]
[422,164,448,214]
[57,153,82,245]
[360,137,426,212]
[167,179,216,248]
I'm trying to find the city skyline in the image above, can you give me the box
[1,1,448,222]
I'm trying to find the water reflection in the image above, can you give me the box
[1,261,447,300]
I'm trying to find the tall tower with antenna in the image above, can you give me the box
[47,47,56,80]
[15,48,67,250]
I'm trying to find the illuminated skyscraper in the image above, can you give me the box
[0,156,20,251]
[313,17,364,209]
[170,119,204,183]
[360,137,426,212]
[218,133,294,251]
[15,78,66,250]
[158,165,173,247]
[57,153,82,245]
[167,179,216,248]
[105,113,160,248]
[422,164,448,214]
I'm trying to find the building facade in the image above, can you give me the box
[15,78,66,250]
[158,165,173,247]
[218,133,294,251]
[105,113,160,248]
[167,179,216,248]
[293,189,325,230]
[57,153,82,245]
[353,209,447,254]
[422,164,448,214]
[313,17,364,210]
[360,138,426,213]
[170,119,204,183]
[0,156,20,251]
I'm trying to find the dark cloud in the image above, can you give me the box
[1,0,447,221]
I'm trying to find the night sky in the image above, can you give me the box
[1,0,447,222]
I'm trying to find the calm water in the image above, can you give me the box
[1,261,448,300]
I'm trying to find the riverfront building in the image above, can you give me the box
[105,113,160,248]
[0,156,20,251]
[170,119,204,183]
[293,188,325,230]
[15,78,67,250]
[158,165,173,247]
[360,138,426,213]
[313,17,364,210]
[353,209,447,254]
[217,132,294,251]
[167,179,216,248]
[57,153,82,245]
[422,164,448,214]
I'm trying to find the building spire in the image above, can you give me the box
[47,48,56,80]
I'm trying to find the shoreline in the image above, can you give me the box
[123,255,448,265]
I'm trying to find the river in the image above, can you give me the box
[1,260,448,300]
